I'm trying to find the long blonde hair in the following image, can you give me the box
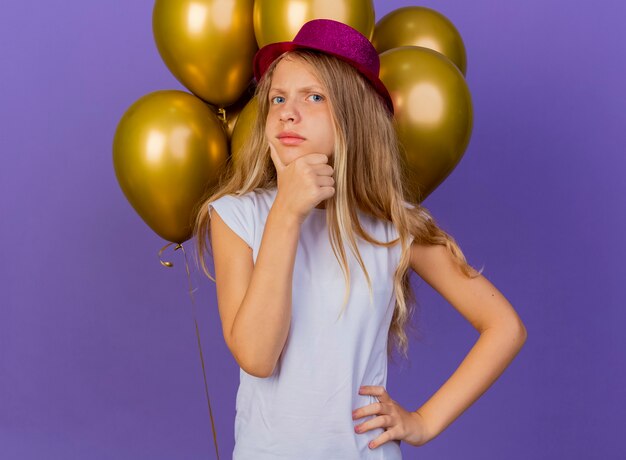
[193,50,481,364]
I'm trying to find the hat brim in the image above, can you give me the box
[253,42,394,115]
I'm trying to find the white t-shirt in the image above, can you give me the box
[208,187,404,459]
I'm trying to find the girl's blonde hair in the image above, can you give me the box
[193,50,481,364]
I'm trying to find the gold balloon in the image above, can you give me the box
[373,6,467,76]
[379,47,473,202]
[229,96,258,164]
[152,0,258,107]
[113,90,229,243]
[222,84,255,138]
[253,0,375,47]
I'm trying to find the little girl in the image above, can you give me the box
[194,19,527,460]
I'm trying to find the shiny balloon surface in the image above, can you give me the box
[229,96,259,165]
[113,91,228,243]
[379,46,473,202]
[373,6,467,75]
[253,0,375,46]
[153,0,257,107]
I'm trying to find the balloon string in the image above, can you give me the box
[158,242,220,460]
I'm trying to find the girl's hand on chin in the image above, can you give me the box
[268,142,335,221]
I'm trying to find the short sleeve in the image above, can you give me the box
[208,194,255,249]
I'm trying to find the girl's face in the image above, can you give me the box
[265,56,335,166]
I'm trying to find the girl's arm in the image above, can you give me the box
[215,204,301,378]
[409,243,527,443]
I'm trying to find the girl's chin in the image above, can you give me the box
[281,149,333,164]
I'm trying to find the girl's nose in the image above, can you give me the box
[279,101,300,123]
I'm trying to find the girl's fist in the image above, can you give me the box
[268,142,335,220]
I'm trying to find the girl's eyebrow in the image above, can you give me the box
[269,86,325,94]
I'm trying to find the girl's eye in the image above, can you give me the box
[270,94,324,104]
[308,94,324,102]
[271,96,285,104]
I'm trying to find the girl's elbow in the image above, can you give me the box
[511,313,528,342]
[506,317,528,348]
[244,365,273,379]
[239,353,277,379]
[518,322,528,344]
[488,316,527,346]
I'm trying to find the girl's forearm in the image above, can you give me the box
[230,205,301,378]
[415,323,527,443]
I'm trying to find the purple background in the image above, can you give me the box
[1,0,624,458]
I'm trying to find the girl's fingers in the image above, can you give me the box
[353,387,427,448]
[311,163,335,176]
[359,385,389,401]
[368,431,398,450]
[353,398,384,420]
[355,412,390,434]
[268,142,285,172]
[317,175,335,187]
